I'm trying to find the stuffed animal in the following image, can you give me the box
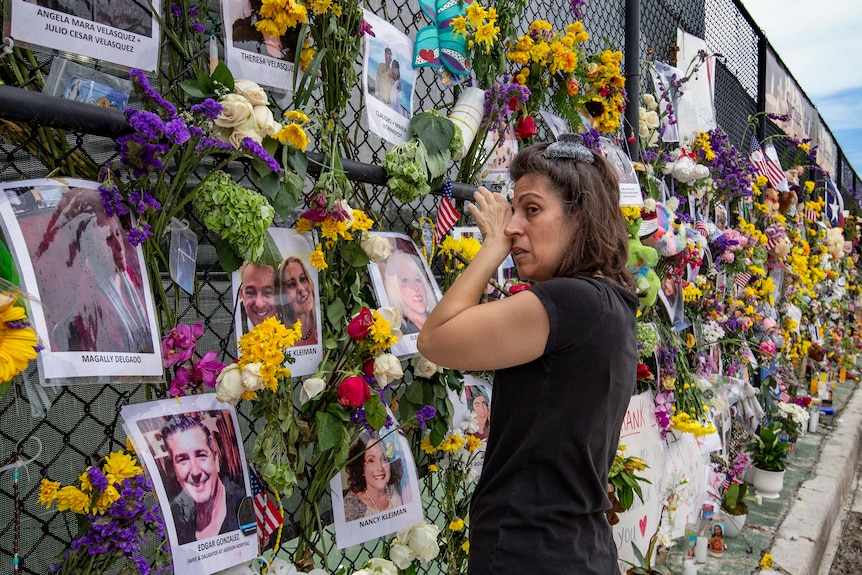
[825,227,845,260]
[765,224,790,260]
[762,185,780,216]
[627,220,660,308]
[777,188,797,215]
[644,198,687,257]
[662,148,710,184]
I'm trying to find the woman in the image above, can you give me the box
[382,251,436,335]
[343,433,404,521]
[467,386,491,440]
[276,257,318,345]
[418,134,638,575]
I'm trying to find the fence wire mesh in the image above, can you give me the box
[0,0,859,573]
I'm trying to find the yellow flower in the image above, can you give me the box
[102,451,142,484]
[462,541,470,553]
[448,518,465,531]
[369,310,398,351]
[38,478,61,507]
[55,485,89,514]
[420,435,438,454]
[427,464,439,473]
[330,3,342,16]
[685,333,696,348]
[474,22,499,49]
[79,468,93,493]
[0,292,39,382]
[760,553,773,568]
[275,123,309,152]
[465,434,482,452]
[805,180,815,193]
[310,0,331,14]
[439,433,466,452]
[800,143,810,151]
[321,217,352,241]
[351,209,374,232]
[465,3,486,28]
[92,485,120,515]
[451,15,468,38]
[310,245,327,270]
[295,218,314,233]
[283,110,310,123]
[299,40,316,70]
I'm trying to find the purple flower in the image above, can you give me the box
[130,69,177,116]
[161,323,203,367]
[196,136,234,152]
[165,117,190,145]
[581,127,601,151]
[168,367,192,396]
[170,3,182,17]
[191,22,206,34]
[191,98,223,120]
[132,555,151,575]
[188,7,199,16]
[569,0,586,17]
[87,466,110,492]
[99,183,130,217]
[240,137,281,172]
[191,350,226,388]
[127,224,153,246]
[416,405,437,429]
[482,79,530,134]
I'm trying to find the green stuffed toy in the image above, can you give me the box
[627,219,660,308]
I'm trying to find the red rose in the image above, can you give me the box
[508,283,531,295]
[347,307,374,340]
[508,96,520,111]
[362,357,375,378]
[636,363,653,380]
[338,376,371,407]
[514,115,537,140]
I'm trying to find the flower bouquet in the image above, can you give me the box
[37,450,170,575]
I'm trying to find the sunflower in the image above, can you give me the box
[0,292,39,382]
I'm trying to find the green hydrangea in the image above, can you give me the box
[383,139,431,203]
[193,171,274,261]
[637,322,659,360]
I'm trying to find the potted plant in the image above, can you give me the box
[746,421,790,499]
[720,481,751,537]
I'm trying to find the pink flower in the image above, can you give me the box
[759,341,776,355]
[168,367,192,396]
[192,351,227,388]
[162,323,204,367]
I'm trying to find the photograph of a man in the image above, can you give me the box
[137,411,248,546]
[238,261,276,330]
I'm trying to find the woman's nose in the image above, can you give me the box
[504,215,522,237]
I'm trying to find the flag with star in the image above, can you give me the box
[434,178,460,244]
[824,177,845,228]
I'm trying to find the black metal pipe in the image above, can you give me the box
[624,0,640,161]
[0,84,478,200]
[756,34,767,143]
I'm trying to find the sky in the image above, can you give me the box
[740,0,862,183]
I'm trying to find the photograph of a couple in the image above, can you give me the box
[367,40,412,118]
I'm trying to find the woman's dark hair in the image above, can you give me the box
[509,142,636,291]
[345,435,404,494]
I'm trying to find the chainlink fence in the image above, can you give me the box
[0,0,859,573]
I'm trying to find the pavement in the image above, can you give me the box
[659,376,862,575]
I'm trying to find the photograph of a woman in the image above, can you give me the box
[382,251,437,335]
[343,432,405,522]
[417,134,639,574]
[276,256,318,346]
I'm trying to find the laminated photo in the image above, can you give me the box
[231,227,322,376]
[367,232,442,357]
[363,9,415,144]
[329,410,423,549]
[122,395,257,575]
[9,0,160,71]
[0,178,163,384]
[222,0,301,92]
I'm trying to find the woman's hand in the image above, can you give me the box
[467,187,512,254]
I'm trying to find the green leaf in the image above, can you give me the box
[211,234,244,273]
[405,380,425,404]
[410,111,455,157]
[257,172,299,221]
[425,149,451,181]
[430,418,447,446]
[326,296,346,326]
[315,411,341,453]
[195,67,216,96]
[257,232,282,269]
[179,80,210,100]
[363,395,387,430]
[0,240,19,285]
[341,242,370,268]
[285,147,309,180]
[618,487,633,510]
[210,62,235,92]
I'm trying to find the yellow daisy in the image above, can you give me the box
[102,450,143,484]
[38,478,61,507]
[0,292,39,382]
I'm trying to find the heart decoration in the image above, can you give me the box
[638,515,648,537]
[418,48,437,63]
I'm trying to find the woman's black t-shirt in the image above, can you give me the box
[467,277,638,575]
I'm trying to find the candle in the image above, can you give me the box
[448,87,485,160]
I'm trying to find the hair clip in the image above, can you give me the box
[542,133,594,163]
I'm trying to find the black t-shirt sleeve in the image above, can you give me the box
[530,277,606,354]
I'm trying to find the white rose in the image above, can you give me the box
[376,306,403,340]
[241,362,266,391]
[306,570,328,575]
[228,124,265,148]
[360,233,392,262]
[234,79,269,106]
[253,105,280,137]
[412,355,441,378]
[643,198,656,212]
[374,353,404,386]
[215,364,244,405]
[266,558,298,575]
[404,521,440,562]
[638,124,650,139]
[645,110,660,129]
[643,93,658,111]
[299,377,326,405]
[366,558,398,575]
[388,542,416,570]
[215,93,255,128]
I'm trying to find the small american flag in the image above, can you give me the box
[750,137,787,190]
[694,219,709,238]
[434,179,460,244]
[778,390,792,403]
[249,465,283,546]
[735,271,752,289]
[805,206,819,222]
[721,474,732,491]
